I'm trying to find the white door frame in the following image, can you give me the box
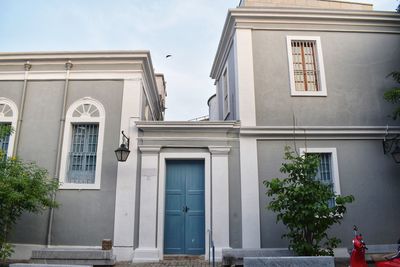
[157,152,211,260]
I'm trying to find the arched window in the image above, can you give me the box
[59,97,105,189]
[0,98,18,157]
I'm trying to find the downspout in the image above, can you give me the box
[46,60,73,246]
[13,61,32,156]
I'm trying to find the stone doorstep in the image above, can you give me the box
[31,259,114,265]
[31,249,114,260]
[30,249,115,266]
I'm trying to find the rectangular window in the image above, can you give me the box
[222,67,230,119]
[67,124,99,184]
[287,36,327,96]
[310,153,335,207]
[300,148,340,207]
[0,123,11,155]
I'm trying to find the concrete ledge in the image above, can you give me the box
[32,249,113,260]
[31,248,115,266]
[243,256,335,267]
[11,264,91,267]
[222,248,294,266]
[132,248,160,262]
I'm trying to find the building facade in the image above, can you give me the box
[0,51,166,260]
[1,0,400,263]
[210,0,400,251]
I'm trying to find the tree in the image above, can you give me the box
[264,146,354,256]
[384,71,400,120]
[0,125,59,262]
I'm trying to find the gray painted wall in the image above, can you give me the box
[252,31,400,126]
[257,139,400,248]
[0,79,123,246]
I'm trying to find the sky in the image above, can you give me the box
[0,0,398,120]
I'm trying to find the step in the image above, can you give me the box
[31,249,115,266]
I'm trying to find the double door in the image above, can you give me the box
[164,160,205,255]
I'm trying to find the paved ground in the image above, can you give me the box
[116,259,221,267]
[116,257,352,267]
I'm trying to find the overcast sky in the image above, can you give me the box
[0,0,398,120]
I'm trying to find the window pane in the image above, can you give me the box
[67,124,99,184]
[0,122,11,155]
[310,153,335,207]
[291,40,319,92]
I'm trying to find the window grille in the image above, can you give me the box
[291,40,319,92]
[310,153,335,207]
[67,124,99,184]
[0,123,11,154]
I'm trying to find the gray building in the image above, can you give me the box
[1,0,400,263]
[210,0,400,253]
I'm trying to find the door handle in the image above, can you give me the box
[182,206,189,213]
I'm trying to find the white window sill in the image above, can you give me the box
[59,183,100,190]
[291,91,327,97]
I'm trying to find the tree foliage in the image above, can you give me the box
[384,71,400,120]
[0,125,59,261]
[264,147,354,256]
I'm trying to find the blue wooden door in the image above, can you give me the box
[164,160,205,255]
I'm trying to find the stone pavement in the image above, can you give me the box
[115,258,351,267]
[115,259,221,267]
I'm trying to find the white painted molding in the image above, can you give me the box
[0,97,18,157]
[235,28,257,127]
[113,79,142,261]
[240,126,400,139]
[139,137,239,142]
[138,145,162,153]
[59,97,105,190]
[299,147,341,195]
[240,137,261,248]
[286,36,327,97]
[0,71,143,81]
[136,121,240,129]
[208,146,231,155]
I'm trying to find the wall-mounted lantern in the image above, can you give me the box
[383,134,400,164]
[115,131,130,162]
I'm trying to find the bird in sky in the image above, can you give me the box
[166,54,172,58]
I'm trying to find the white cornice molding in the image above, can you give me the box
[240,126,400,139]
[210,8,400,79]
[0,50,152,61]
[138,145,162,153]
[0,70,143,80]
[136,121,241,131]
[208,146,231,155]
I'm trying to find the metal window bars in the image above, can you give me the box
[291,40,320,92]
[67,123,99,184]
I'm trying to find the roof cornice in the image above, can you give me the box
[0,50,153,61]
[136,121,240,131]
[210,7,400,79]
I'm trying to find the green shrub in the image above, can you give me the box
[264,146,354,256]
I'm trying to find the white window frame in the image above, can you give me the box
[0,97,18,157]
[222,65,230,119]
[59,97,105,190]
[299,147,341,195]
[286,36,327,97]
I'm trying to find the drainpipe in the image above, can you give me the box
[46,60,73,246]
[13,61,31,156]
